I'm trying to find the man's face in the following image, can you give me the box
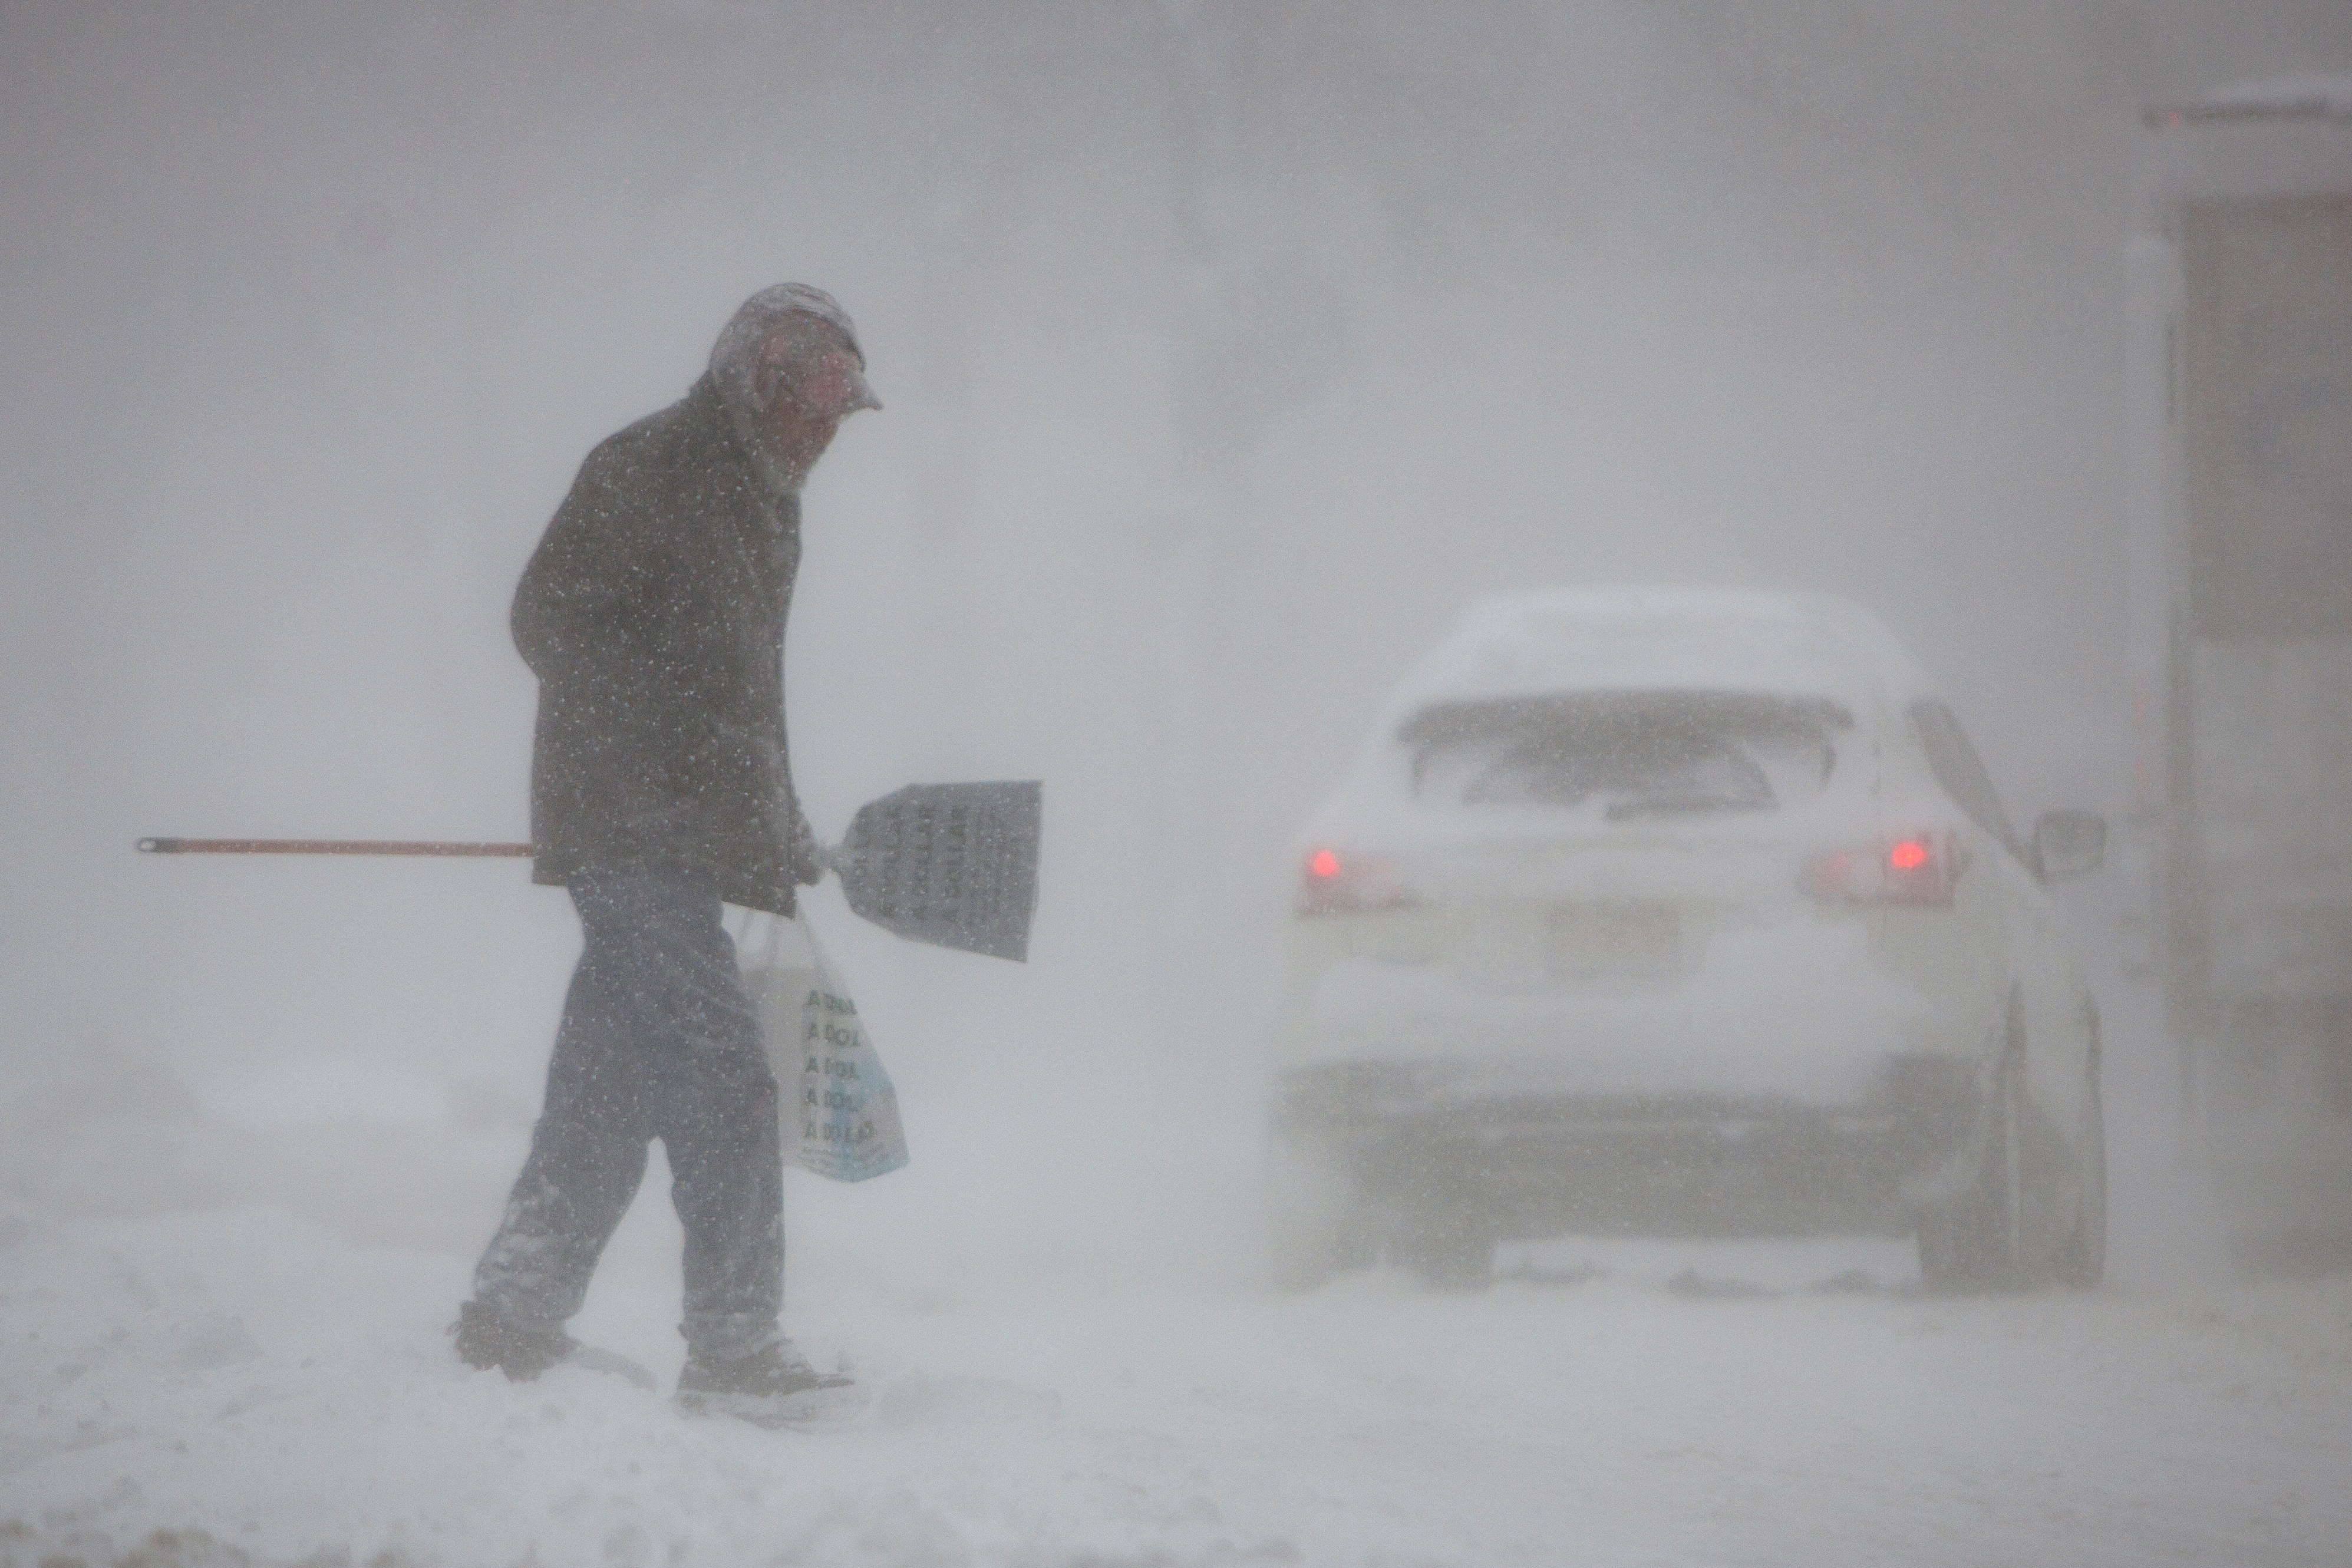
[760,329,869,476]
[767,394,843,472]
[786,345,872,424]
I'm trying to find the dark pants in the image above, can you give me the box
[470,871,783,1361]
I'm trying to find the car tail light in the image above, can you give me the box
[1802,831,1970,908]
[1295,848,1419,916]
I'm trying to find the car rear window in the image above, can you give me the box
[1399,691,1852,818]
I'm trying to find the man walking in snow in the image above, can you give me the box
[454,285,880,1424]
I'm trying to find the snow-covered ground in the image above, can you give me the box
[5,1209,2350,1567]
[6,926,2350,1567]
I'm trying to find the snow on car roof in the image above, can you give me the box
[1380,587,1931,730]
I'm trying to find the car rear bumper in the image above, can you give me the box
[1273,1055,1984,1237]
[1290,916,1974,1105]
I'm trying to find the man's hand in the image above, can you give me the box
[788,812,825,887]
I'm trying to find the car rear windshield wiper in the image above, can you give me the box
[1604,790,1772,821]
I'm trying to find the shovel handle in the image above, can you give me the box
[137,838,533,857]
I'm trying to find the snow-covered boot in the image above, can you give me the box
[676,1340,858,1428]
[451,1299,575,1382]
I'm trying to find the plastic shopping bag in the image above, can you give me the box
[737,910,910,1182]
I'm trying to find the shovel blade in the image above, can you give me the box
[833,782,1041,960]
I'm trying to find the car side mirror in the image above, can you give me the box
[2032,808,2106,881]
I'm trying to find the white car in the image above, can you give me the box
[1270,588,2108,1290]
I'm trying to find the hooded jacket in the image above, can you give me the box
[514,376,807,915]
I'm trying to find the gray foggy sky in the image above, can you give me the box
[4,2,2350,1181]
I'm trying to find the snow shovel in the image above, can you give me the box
[823,781,1041,962]
[137,779,1043,962]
